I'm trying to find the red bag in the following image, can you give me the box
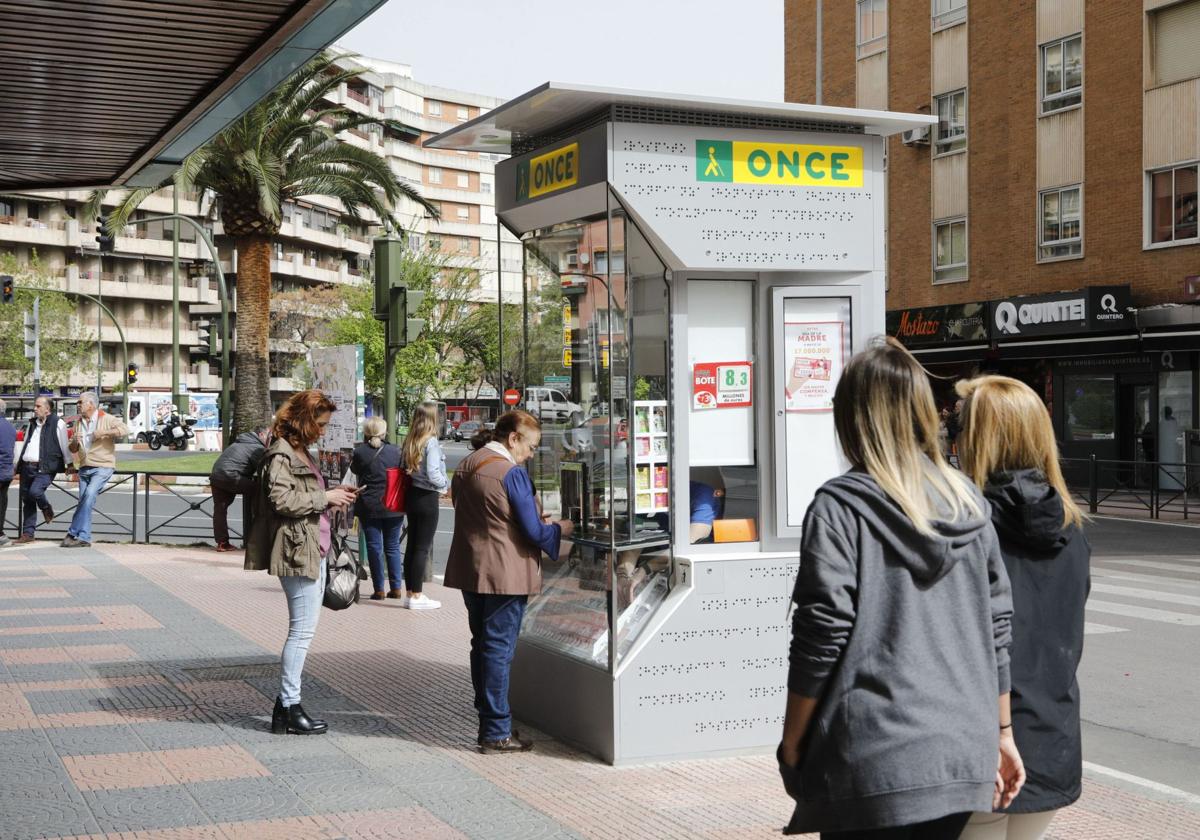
[384,466,410,513]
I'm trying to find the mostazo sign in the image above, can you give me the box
[516,141,579,201]
[886,302,988,346]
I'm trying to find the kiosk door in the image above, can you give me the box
[771,285,862,544]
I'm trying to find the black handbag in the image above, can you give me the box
[322,530,367,611]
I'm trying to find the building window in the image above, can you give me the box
[428,167,442,185]
[932,0,966,29]
[1151,0,1200,87]
[428,235,442,252]
[856,0,886,56]
[428,100,442,117]
[457,172,470,189]
[480,180,493,194]
[457,206,470,220]
[458,237,472,253]
[0,198,14,220]
[933,218,967,283]
[934,90,966,154]
[1041,35,1082,113]
[1039,185,1082,260]
[1150,163,1199,244]
[457,106,469,121]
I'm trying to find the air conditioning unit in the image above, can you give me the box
[566,253,579,267]
[902,125,931,146]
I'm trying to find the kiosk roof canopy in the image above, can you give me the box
[0,0,385,191]
[426,82,937,154]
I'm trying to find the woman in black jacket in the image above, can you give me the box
[350,416,405,600]
[956,375,1090,840]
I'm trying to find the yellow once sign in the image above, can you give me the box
[524,142,579,199]
[729,141,863,188]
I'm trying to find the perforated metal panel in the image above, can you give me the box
[615,556,799,762]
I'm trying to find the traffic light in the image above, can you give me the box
[96,215,115,253]
[126,362,139,385]
[1,274,12,303]
[23,309,37,360]
[191,320,214,363]
[387,286,428,349]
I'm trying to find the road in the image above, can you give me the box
[5,460,1197,800]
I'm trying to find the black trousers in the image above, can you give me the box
[0,478,10,536]
[822,813,971,840]
[403,486,440,593]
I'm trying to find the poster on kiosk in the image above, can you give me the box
[428,84,931,765]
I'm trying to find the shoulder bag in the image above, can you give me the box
[384,445,412,513]
[323,529,367,611]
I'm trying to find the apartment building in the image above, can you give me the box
[1,55,517,417]
[785,0,1200,473]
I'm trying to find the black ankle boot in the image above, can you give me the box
[271,697,328,735]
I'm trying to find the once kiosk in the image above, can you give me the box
[429,85,935,765]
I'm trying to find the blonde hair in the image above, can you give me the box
[834,338,982,535]
[362,416,387,448]
[402,402,439,472]
[955,375,1083,529]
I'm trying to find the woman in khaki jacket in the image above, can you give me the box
[445,410,573,753]
[245,390,356,735]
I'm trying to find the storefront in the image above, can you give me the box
[891,286,1199,480]
[430,84,932,764]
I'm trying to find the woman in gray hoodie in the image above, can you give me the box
[779,339,1025,839]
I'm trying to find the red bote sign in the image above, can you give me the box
[503,389,521,406]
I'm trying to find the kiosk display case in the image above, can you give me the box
[429,85,934,764]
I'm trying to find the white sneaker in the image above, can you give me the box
[402,593,441,610]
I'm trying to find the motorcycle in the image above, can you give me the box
[148,413,196,451]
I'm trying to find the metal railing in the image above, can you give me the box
[1062,455,1200,521]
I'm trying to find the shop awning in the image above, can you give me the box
[0,0,386,192]
[426,82,936,154]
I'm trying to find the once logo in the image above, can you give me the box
[517,142,579,201]
[696,139,863,188]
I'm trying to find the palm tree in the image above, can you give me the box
[87,52,437,435]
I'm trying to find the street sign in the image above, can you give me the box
[544,375,570,387]
[503,388,521,406]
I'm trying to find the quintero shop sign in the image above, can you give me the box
[886,302,989,346]
[989,285,1132,339]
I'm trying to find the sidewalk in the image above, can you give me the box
[0,541,1197,840]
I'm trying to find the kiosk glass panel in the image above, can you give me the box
[517,201,675,667]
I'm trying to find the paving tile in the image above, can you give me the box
[46,724,146,757]
[0,790,102,840]
[185,776,314,823]
[0,643,139,665]
[82,784,210,833]
[323,806,471,840]
[63,748,178,791]
[283,767,419,813]
[133,719,236,752]
[158,744,272,785]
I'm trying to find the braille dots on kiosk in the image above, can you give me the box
[428,84,934,764]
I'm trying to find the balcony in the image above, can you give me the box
[65,266,212,304]
[114,230,202,260]
[94,321,200,346]
[0,216,76,249]
[269,255,349,285]
[136,189,203,216]
[276,218,372,255]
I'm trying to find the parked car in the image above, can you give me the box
[453,420,482,442]
[523,386,583,425]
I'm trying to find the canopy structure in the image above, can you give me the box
[0,0,386,191]
[426,81,935,155]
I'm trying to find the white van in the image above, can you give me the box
[523,387,583,425]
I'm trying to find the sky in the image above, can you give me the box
[337,0,784,103]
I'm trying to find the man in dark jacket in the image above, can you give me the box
[208,426,267,551]
[0,399,15,546]
[16,396,69,543]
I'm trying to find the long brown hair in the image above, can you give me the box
[833,337,981,534]
[272,389,337,450]
[956,375,1084,528]
[402,402,439,472]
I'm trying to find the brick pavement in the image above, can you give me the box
[1,540,1198,839]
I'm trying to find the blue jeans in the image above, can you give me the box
[361,516,404,592]
[462,592,528,742]
[68,466,113,543]
[279,558,326,706]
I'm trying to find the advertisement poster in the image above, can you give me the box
[692,361,752,410]
[187,393,219,430]
[310,344,365,483]
[784,322,844,412]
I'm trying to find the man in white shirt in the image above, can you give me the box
[16,396,69,543]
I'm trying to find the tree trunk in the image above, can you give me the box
[232,235,274,437]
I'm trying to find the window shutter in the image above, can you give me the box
[1154,0,1200,86]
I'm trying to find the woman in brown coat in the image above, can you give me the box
[245,390,356,734]
[445,410,573,753]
